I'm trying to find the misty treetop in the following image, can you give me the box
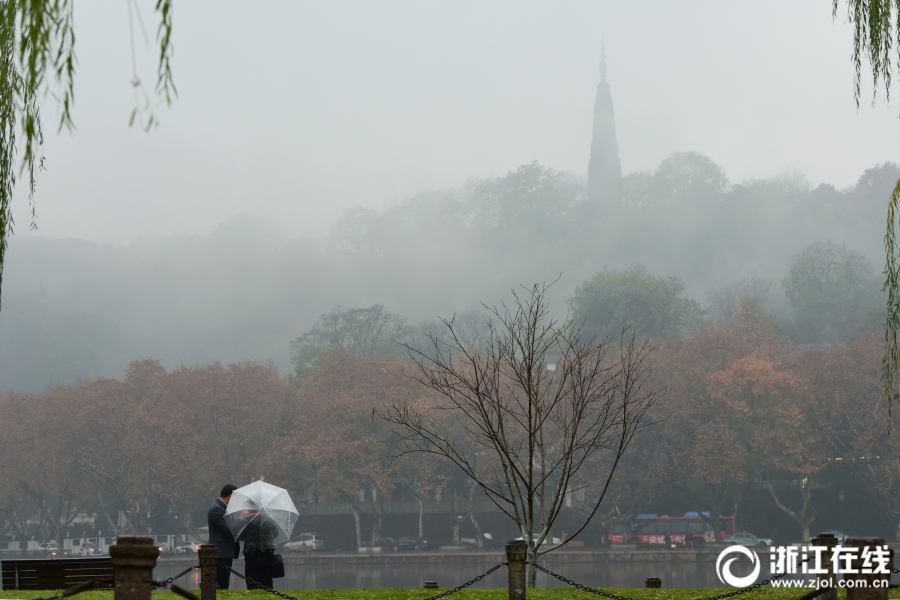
[568,267,706,341]
[327,157,898,282]
[622,151,730,209]
[782,241,884,343]
[291,243,882,381]
[289,304,415,375]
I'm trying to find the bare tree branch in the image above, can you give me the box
[378,282,664,586]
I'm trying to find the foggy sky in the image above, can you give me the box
[8,0,900,245]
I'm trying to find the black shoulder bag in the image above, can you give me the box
[269,551,285,579]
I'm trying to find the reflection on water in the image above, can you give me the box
[155,560,737,590]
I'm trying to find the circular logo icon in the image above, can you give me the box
[716,545,761,588]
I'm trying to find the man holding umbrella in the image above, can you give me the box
[208,484,240,589]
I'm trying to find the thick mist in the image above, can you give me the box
[0,156,894,391]
[1,2,898,391]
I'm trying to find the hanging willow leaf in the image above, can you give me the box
[0,0,175,310]
[883,179,900,430]
[834,1,900,422]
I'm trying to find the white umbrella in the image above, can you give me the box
[224,481,298,547]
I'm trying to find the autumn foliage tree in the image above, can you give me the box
[0,389,89,550]
[292,349,424,546]
[1,314,896,548]
[645,295,876,543]
[0,358,301,539]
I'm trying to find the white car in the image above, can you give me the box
[283,533,324,552]
[37,542,58,557]
[175,541,202,554]
[724,532,774,548]
[514,534,563,547]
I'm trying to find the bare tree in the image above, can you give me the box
[379,283,663,586]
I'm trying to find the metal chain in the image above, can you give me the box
[29,579,110,600]
[153,564,199,590]
[532,563,645,600]
[221,562,302,600]
[689,564,810,600]
[221,559,502,600]
[152,580,199,600]
[534,555,816,600]
[421,562,506,600]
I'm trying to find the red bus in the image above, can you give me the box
[608,513,735,547]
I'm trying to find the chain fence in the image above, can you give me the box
[221,562,303,600]
[221,559,505,600]
[27,563,200,600]
[30,579,113,600]
[19,548,900,600]
[420,562,506,600]
[151,581,200,600]
[531,554,847,600]
[153,564,199,590]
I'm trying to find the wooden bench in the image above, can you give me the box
[1,557,114,590]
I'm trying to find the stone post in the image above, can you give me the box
[845,537,892,600]
[810,533,838,600]
[109,536,159,600]
[505,540,528,600]
[198,544,218,600]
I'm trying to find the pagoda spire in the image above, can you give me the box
[599,42,607,82]
[587,43,622,209]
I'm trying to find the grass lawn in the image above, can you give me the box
[2,589,898,600]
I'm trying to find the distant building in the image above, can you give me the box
[587,44,622,209]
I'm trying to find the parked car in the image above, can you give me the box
[38,542,58,557]
[813,530,848,544]
[79,545,103,556]
[374,537,399,551]
[174,541,202,554]
[283,533,324,552]
[395,536,430,551]
[724,532,773,548]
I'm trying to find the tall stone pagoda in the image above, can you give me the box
[587,45,622,208]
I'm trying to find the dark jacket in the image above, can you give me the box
[207,498,240,559]
[240,513,278,552]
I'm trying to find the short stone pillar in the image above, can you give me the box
[810,533,838,600]
[505,540,528,600]
[845,537,892,600]
[198,544,218,600]
[109,536,160,600]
